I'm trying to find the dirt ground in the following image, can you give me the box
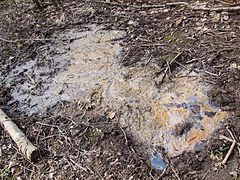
[0,0,240,179]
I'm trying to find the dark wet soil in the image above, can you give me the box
[1,0,240,179]
[173,122,193,137]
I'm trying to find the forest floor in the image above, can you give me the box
[0,0,240,179]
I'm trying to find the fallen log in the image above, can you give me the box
[0,109,39,162]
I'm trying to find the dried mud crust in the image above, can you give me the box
[1,0,240,179]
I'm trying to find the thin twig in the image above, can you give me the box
[87,0,188,9]
[215,0,232,6]
[203,79,217,84]
[165,156,181,180]
[149,169,156,180]
[160,168,166,178]
[186,58,201,64]
[170,52,182,64]
[192,6,240,12]
[201,168,211,180]
[219,135,240,147]
[204,70,218,77]
[40,134,66,141]
[228,2,240,7]
[222,140,236,165]
[165,52,182,74]
[120,126,128,146]
[120,48,131,65]
[133,2,189,8]
[87,0,240,11]
[0,35,85,43]
[174,60,203,80]
[137,43,166,47]
[166,59,171,75]
[158,52,182,86]
[36,122,60,128]
[69,158,88,172]
[226,126,237,141]
[144,55,152,66]
[226,127,240,154]
[170,164,181,180]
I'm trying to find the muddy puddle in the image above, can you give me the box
[1,25,228,166]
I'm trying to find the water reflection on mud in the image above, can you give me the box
[3,25,228,157]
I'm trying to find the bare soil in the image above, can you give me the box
[1,0,240,179]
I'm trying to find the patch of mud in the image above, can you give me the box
[109,68,228,157]
[2,25,228,159]
[1,25,124,115]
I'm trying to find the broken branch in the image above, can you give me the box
[0,36,85,43]
[220,135,240,146]
[0,109,39,161]
[222,140,236,165]
[192,6,240,12]
[87,0,240,11]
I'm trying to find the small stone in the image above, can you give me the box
[107,112,116,119]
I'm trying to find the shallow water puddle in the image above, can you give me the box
[3,25,228,162]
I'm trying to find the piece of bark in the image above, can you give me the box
[0,109,39,162]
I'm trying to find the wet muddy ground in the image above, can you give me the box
[1,0,240,179]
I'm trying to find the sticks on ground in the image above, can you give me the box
[0,36,85,43]
[158,52,183,86]
[87,0,240,12]
[221,127,240,165]
[222,140,236,165]
[192,6,240,12]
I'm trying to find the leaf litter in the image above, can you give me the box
[1,0,240,179]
